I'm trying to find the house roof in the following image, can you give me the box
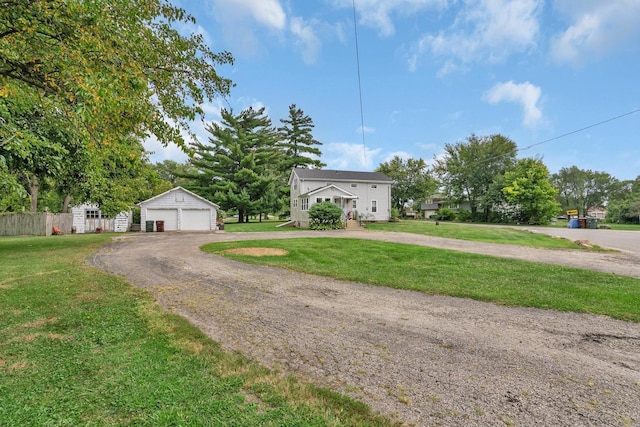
[138,186,219,208]
[300,184,358,199]
[291,168,392,183]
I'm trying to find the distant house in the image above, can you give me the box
[138,186,219,231]
[71,204,130,233]
[420,196,470,219]
[289,168,392,228]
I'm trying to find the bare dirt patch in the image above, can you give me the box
[91,231,640,426]
[224,247,288,256]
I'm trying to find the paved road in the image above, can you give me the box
[524,227,640,254]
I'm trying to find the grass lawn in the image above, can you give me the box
[363,220,602,250]
[0,235,394,426]
[222,219,298,233]
[203,238,640,322]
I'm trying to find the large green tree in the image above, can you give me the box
[433,134,517,221]
[1,0,233,211]
[277,104,325,171]
[606,177,640,223]
[502,158,560,224]
[189,107,280,222]
[550,166,617,216]
[376,156,436,216]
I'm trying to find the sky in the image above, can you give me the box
[145,0,640,181]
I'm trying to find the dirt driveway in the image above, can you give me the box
[91,230,640,426]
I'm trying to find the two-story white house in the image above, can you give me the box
[289,168,392,228]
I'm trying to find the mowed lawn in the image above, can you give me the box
[203,238,640,322]
[0,235,393,427]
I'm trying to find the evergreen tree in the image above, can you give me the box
[189,107,280,223]
[277,104,326,171]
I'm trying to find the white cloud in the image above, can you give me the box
[550,0,640,65]
[408,0,542,73]
[485,80,542,127]
[331,0,446,37]
[290,17,322,65]
[356,125,376,134]
[323,142,382,170]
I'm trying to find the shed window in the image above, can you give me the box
[371,200,377,213]
[371,184,377,189]
[85,209,101,219]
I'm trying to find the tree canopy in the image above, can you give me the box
[433,134,517,221]
[550,166,617,216]
[1,0,233,212]
[376,156,435,216]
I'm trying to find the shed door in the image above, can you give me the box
[147,209,178,230]
[181,209,211,231]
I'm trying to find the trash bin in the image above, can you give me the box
[217,223,224,231]
[568,218,579,229]
[587,218,598,229]
[155,220,165,232]
[145,220,154,232]
[578,218,587,229]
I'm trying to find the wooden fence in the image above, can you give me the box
[0,213,73,236]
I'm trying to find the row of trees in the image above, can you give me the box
[377,135,639,224]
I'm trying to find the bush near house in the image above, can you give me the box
[309,201,344,230]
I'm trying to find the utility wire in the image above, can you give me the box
[352,0,366,160]
[519,107,640,152]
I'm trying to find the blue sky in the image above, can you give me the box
[145,0,640,181]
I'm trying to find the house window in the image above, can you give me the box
[371,184,377,189]
[293,199,298,209]
[316,197,323,203]
[301,198,309,211]
[352,200,357,209]
[293,179,298,190]
[325,198,331,202]
[371,200,377,213]
[350,183,357,188]
[85,209,101,219]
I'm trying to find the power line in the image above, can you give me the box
[519,107,640,152]
[352,0,366,160]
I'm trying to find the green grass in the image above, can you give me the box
[0,235,394,426]
[363,220,600,249]
[203,238,640,322]
[222,219,298,233]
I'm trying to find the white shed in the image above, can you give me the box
[138,186,219,231]
[71,204,130,234]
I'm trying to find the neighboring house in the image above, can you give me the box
[71,204,130,233]
[289,168,392,228]
[138,186,219,231]
[587,207,607,219]
[420,196,470,219]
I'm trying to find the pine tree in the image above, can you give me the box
[277,104,326,171]
[189,107,280,222]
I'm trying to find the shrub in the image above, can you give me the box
[435,208,456,221]
[309,201,344,230]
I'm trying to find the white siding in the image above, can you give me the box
[71,204,130,233]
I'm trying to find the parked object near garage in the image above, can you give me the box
[138,186,219,232]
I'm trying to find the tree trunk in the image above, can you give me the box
[62,194,72,213]
[29,176,39,213]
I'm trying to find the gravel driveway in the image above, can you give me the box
[91,230,640,426]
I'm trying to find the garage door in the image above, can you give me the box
[146,209,178,231]
[182,209,211,231]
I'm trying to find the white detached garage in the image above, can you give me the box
[139,186,219,231]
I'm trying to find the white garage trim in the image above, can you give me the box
[146,209,178,230]
[181,209,212,231]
